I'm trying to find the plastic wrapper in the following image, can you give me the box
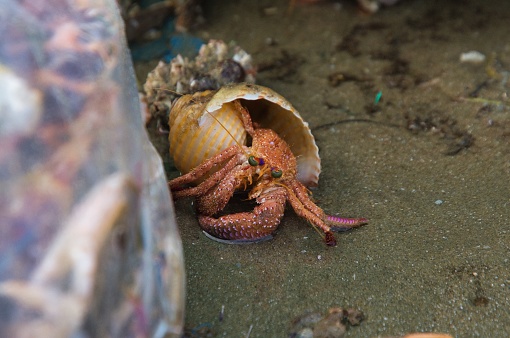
[0,1,184,337]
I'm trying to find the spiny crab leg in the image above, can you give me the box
[288,179,368,230]
[234,100,256,136]
[286,179,368,245]
[196,164,254,216]
[198,187,288,242]
[288,180,326,219]
[171,155,241,199]
[326,215,368,232]
[285,184,338,246]
[169,144,242,190]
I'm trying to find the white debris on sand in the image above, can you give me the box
[459,50,486,64]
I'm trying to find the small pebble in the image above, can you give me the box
[459,50,486,63]
[333,3,343,11]
[262,6,278,16]
[296,327,313,338]
[265,37,277,46]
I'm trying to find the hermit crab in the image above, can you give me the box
[168,83,367,246]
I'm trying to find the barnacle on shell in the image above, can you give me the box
[144,40,255,124]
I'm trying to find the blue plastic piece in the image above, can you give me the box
[374,90,383,105]
[163,35,204,62]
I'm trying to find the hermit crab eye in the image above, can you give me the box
[271,169,283,178]
[248,156,265,166]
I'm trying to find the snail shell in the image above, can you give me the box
[168,83,321,187]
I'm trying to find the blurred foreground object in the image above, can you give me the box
[0,1,185,337]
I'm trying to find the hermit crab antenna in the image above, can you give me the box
[202,107,251,159]
[155,87,254,161]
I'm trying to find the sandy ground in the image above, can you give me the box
[141,0,510,336]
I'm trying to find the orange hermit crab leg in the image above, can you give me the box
[198,187,288,242]
[171,155,241,199]
[287,179,368,232]
[284,184,338,246]
[233,100,256,136]
[196,164,255,216]
[287,180,327,219]
[325,215,368,231]
[169,145,240,190]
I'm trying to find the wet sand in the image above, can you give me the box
[144,0,510,336]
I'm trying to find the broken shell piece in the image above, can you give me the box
[460,50,486,63]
